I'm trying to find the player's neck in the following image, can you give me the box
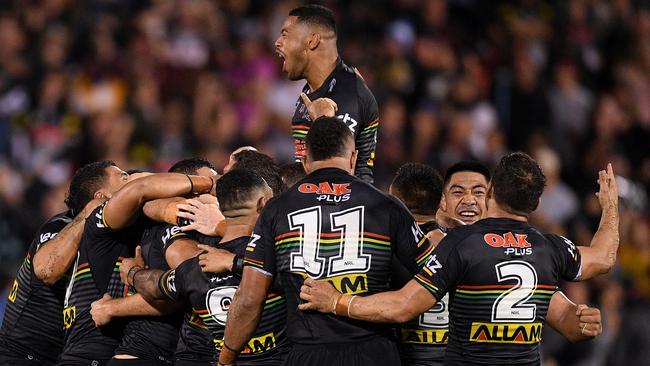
[220,216,256,242]
[306,158,352,175]
[486,204,528,222]
[305,52,339,91]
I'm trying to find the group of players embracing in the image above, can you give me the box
[0,116,618,366]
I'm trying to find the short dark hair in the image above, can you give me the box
[65,160,116,216]
[232,150,285,195]
[169,158,216,175]
[391,163,443,215]
[289,4,337,35]
[280,162,307,187]
[444,161,491,187]
[216,169,268,214]
[492,152,547,214]
[306,116,354,162]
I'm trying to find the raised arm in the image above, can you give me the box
[33,199,102,285]
[218,267,273,365]
[577,164,619,280]
[143,197,185,224]
[103,173,216,230]
[298,278,437,324]
[546,291,601,342]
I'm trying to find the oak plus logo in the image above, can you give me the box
[298,182,351,203]
[484,232,532,256]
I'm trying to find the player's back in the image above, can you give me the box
[246,167,431,346]
[422,218,581,365]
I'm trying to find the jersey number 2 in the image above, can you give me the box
[491,260,538,322]
[289,206,370,278]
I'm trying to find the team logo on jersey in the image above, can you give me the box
[63,306,76,329]
[8,279,18,303]
[298,182,351,203]
[206,286,237,325]
[469,322,543,344]
[484,232,532,256]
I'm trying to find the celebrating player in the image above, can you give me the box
[57,169,217,365]
[121,169,289,365]
[276,5,379,183]
[389,161,603,366]
[0,161,124,365]
[217,117,433,366]
[299,153,617,365]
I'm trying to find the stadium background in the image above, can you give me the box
[0,0,648,364]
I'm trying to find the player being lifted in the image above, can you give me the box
[0,161,125,366]
[120,169,289,365]
[389,162,602,366]
[300,153,618,365]
[276,4,379,183]
[217,117,433,366]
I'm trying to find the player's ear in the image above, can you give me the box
[486,182,494,199]
[350,150,358,174]
[439,194,447,212]
[307,32,321,51]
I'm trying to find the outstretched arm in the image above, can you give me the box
[298,278,437,324]
[546,291,601,342]
[103,173,216,230]
[90,293,179,327]
[218,267,273,365]
[577,164,619,280]
[143,197,185,224]
[33,199,103,285]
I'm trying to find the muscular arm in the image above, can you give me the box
[143,197,184,224]
[33,200,102,285]
[91,292,179,327]
[299,278,437,324]
[546,291,601,342]
[218,267,273,364]
[104,173,215,230]
[166,238,203,269]
[131,268,168,303]
[577,164,619,280]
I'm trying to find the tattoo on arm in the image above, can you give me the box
[132,269,166,302]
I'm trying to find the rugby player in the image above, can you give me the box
[0,161,124,365]
[57,168,217,365]
[299,153,617,365]
[276,5,379,183]
[389,162,603,366]
[217,117,433,366]
[121,169,288,365]
[89,158,221,365]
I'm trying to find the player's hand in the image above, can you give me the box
[120,246,145,286]
[176,199,224,236]
[595,163,618,213]
[300,93,337,120]
[90,293,114,327]
[198,244,235,273]
[196,193,218,205]
[298,277,341,313]
[576,304,601,338]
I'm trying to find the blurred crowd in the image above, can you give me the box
[0,0,648,365]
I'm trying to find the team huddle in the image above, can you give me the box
[0,4,619,366]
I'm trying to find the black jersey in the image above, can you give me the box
[0,212,72,365]
[414,218,582,365]
[160,236,288,364]
[291,59,379,184]
[398,221,449,366]
[244,167,433,346]
[113,223,183,363]
[157,226,222,362]
[58,202,144,364]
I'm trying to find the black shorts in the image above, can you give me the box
[107,358,171,366]
[284,336,400,366]
[0,350,49,366]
